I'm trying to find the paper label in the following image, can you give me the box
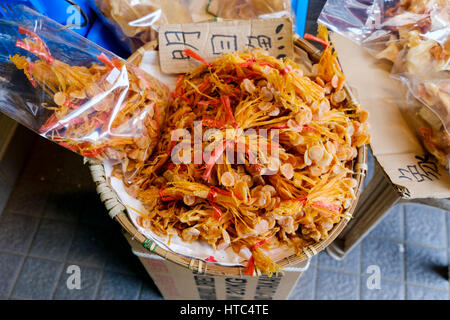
[106,67,120,84]
[158,18,293,73]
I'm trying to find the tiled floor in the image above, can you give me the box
[0,137,162,300]
[0,1,449,300]
[290,200,450,300]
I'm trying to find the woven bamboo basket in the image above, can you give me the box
[88,35,368,276]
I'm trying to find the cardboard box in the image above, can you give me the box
[124,233,309,300]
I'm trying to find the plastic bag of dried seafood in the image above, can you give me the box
[0,6,170,180]
[318,0,449,171]
[386,17,449,171]
[318,0,448,57]
[402,87,450,170]
[90,0,295,53]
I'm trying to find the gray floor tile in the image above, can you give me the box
[21,138,95,194]
[29,219,76,261]
[406,284,448,300]
[0,114,17,153]
[0,251,24,296]
[318,244,360,274]
[0,212,40,254]
[21,138,73,183]
[405,203,447,248]
[362,237,404,281]
[0,126,34,191]
[308,254,318,266]
[405,244,448,290]
[139,278,163,300]
[67,224,111,268]
[361,276,404,300]
[43,192,83,223]
[316,269,359,300]
[56,153,96,190]
[289,264,316,300]
[41,147,95,193]
[96,271,142,300]
[53,264,102,300]
[0,177,12,215]
[103,229,146,276]
[5,179,48,217]
[369,204,403,242]
[79,192,113,227]
[12,257,63,299]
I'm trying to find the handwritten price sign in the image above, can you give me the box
[397,155,441,183]
[159,18,293,73]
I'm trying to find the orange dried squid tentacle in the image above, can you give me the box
[202,140,228,182]
[304,33,329,49]
[221,96,238,128]
[183,49,212,67]
[16,27,54,64]
[244,236,279,276]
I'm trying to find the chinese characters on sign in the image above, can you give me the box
[397,155,441,182]
[159,18,293,73]
[164,31,201,59]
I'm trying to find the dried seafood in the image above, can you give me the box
[119,26,370,275]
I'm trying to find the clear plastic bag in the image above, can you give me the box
[90,0,194,53]
[91,0,295,53]
[404,89,449,169]
[318,0,449,85]
[319,0,449,170]
[205,0,293,20]
[0,6,170,179]
[319,0,448,56]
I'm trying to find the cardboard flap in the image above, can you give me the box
[330,33,450,199]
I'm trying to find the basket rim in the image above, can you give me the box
[89,36,368,276]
